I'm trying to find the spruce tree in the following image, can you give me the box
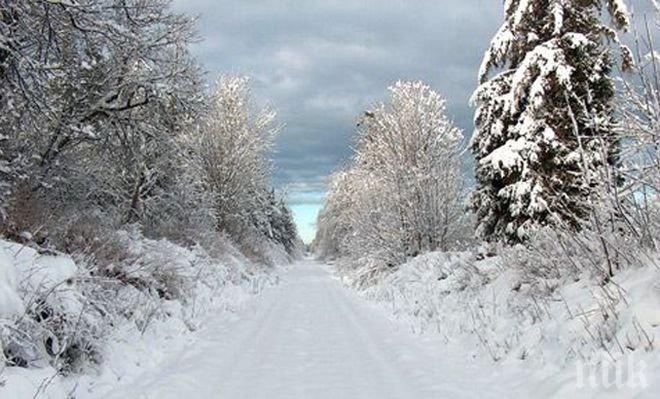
[471,0,632,243]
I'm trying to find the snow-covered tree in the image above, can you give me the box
[262,190,300,255]
[193,76,278,235]
[0,1,302,381]
[471,0,632,243]
[356,81,465,255]
[0,0,205,239]
[186,75,299,256]
[616,5,660,250]
[0,1,300,258]
[314,169,359,260]
[315,81,467,278]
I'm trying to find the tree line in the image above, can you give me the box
[0,0,300,259]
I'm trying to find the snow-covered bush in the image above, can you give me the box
[616,4,660,252]
[0,241,107,373]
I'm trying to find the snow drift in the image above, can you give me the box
[0,230,286,398]
[350,246,659,397]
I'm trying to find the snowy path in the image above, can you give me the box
[101,260,514,399]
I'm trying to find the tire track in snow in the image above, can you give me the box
[99,260,511,399]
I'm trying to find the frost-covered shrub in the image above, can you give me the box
[238,236,291,268]
[494,210,659,360]
[0,187,53,245]
[0,223,283,381]
[503,223,656,288]
[6,296,105,374]
[617,7,660,253]
[69,228,196,306]
[126,235,197,301]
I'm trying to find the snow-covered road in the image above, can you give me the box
[101,260,514,399]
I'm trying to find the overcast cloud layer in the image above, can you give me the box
[172,0,499,190]
[170,0,651,242]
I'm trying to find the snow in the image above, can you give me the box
[80,260,524,399]
[0,244,23,318]
[0,236,282,398]
[0,241,80,319]
[3,244,658,398]
[0,241,83,396]
[1,367,70,399]
[356,250,660,398]
[67,258,660,398]
[479,137,527,174]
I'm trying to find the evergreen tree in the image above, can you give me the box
[471,0,632,243]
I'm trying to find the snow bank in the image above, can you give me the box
[0,231,282,398]
[0,245,22,318]
[354,249,660,397]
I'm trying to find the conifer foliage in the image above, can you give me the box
[471,0,632,243]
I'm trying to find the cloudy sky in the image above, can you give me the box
[170,0,649,243]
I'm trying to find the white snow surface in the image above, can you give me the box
[3,252,658,398]
[358,251,660,398]
[88,260,523,399]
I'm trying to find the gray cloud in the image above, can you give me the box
[171,0,653,211]
[171,0,502,205]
